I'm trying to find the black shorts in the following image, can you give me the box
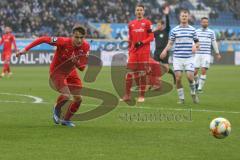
[154,49,169,64]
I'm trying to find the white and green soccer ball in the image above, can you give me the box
[209,117,231,139]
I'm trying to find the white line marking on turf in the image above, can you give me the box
[0,92,44,104]
[1,93,240,114]
[84,103,240,114]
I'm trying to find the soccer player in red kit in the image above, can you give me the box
[121,4,154,102]
[16,25,90,127]
[0,27,18,77]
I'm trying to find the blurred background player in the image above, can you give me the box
[121,4,154,102]
[16,25,90,127]
[194,17,221,93]
[153,6,176,84]
[147,57,162,90]
[161,9,199,104]
[0,26,18,78]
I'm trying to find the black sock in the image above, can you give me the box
[168,69,176,84]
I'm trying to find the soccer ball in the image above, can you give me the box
[209,117,231,139]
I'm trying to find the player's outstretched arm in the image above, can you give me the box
[16,37,49,57]
[16,48,27,57]
[16,36,61,57]
[160,40,173,59]
[163,6,170,33]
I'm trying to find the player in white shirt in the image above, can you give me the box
[161,9,200,104]
[194,17,221,93]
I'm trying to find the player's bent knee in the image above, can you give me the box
[176,78,181,83]
[61,93,71,100]
[60,94,71,101]
[175,74,182,80]
[73,95,82,102]
[125,72,134,80]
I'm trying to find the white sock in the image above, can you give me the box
[198,75,206,90]
[177,88,184,100]
[189,81,196,95]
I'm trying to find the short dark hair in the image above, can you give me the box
[201,17,209,20]
[180,9,190,14]
[72,25,86,35]
[136,4,145,9]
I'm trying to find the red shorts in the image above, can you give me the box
[127,52,150,71]
[1,52,11,61]
[50,69,82,95]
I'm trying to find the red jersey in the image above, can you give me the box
[0,33,17,54]
[128,18,154,54]
[24,36,90,75]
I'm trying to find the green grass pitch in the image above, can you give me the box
[0,65,239,160]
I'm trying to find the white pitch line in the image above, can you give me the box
[0,92,44,104]
[84,103,240,114]
[1,93,240,114]
[0,100,49,104]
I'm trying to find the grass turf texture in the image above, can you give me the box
[0,65,239,160]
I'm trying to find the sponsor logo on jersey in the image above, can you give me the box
[133,28,145,33]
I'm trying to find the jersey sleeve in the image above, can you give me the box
[211,31,219,53]
[169,29,176,42]
[24,36,66,51]
[142,20,154,44]
[165,14,170,33]
[49,37,67,46]
[211,31,216,42]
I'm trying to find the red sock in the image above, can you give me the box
[125,73,133,96]
[139,73,147,97]
[149,75,155,86]
[150,61,161,86]
[3,63,7,73]
[55,95,69,109]
[133,72,140,87]
[6,64,10,73]
[64,101,81,121]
